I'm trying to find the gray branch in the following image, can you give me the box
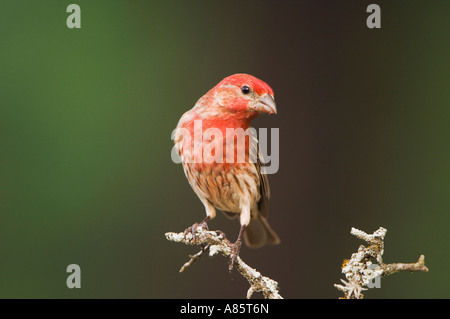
[165,227,283,299]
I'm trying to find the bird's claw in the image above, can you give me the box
[183,219,209,243]
[228,240,242,272]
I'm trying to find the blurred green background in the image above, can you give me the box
[1,1,449,298]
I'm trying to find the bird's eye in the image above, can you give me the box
[241,85,251,95]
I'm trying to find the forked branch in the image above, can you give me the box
[165,228,283,299]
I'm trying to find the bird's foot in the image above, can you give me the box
[216,230,229,242]
[184,216,210,243]
[228,239,242,272]
[228,225,246,272]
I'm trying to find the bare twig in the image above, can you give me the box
[165,227,283,299]
[381,254,429,276]
[335,227,429,299]
[179,245,209,273]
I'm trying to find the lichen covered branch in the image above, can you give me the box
[335,227,429,299]
[165,228,283,299]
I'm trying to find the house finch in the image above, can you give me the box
[174,73,280,270]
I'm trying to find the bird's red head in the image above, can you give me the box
[210,73,277,116]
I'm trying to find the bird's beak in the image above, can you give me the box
[254,94,277,114]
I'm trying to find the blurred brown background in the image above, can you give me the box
[1,1,449,298]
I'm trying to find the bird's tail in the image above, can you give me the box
[244,215,280,248]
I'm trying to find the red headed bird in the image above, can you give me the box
[174,74,280,269]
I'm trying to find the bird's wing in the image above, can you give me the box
[251,134,270,218]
